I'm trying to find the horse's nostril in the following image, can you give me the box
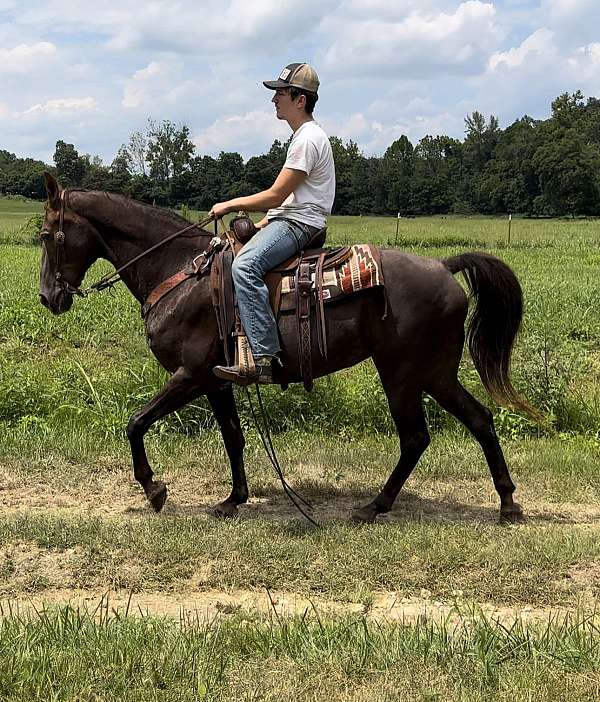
[39,293,49,308]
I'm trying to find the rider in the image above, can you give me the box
[210,63,336,385]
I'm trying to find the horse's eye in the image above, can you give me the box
[40,230,51,241]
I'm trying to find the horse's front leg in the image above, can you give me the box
[207,386,248,518]
[127,367,203,512]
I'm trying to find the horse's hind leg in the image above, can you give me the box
[352,370,430,523]
[428,381,523,522]
[207,386,248,518]
[127,367,203,512]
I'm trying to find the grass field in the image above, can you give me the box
[1,196,599,700]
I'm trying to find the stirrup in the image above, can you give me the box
[213,361,273,386]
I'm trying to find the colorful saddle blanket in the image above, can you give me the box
[278,244,384,313]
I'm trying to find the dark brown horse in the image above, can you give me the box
[39,172,532,523]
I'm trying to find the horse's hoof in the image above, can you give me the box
[212,501,239,519]
[351,505,378,524]
[148,482,168,513]
[500,502,524,524]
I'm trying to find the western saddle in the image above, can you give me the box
[212,215,353,390]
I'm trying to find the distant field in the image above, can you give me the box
[3,194,600,247]
[0,196,43,244]
[1,195,599,701]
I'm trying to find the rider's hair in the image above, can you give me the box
[289,87,318,115]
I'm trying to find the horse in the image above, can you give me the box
[38,172,533,523]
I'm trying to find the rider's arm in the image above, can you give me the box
[210,167,306,218]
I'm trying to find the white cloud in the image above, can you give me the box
[1,0,599,166]
[566,43,600,89]
[322,1,503,78]
[122,60,196,110]
[22,98,97,117]
[489,28,555,70]
[193,110,290,158]
[570,42,600,68]
[0,41,56,73]
[540,0,600,46]
[14,0,334,55]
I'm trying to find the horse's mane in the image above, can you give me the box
[67,189,206,235]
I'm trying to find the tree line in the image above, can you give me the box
[2,91,600,217]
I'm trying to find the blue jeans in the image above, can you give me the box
[232,218,319,358]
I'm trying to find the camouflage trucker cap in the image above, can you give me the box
[263,63,319,94]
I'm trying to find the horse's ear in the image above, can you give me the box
[44,171,61,210]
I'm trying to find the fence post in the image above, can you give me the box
[394,212,400,247]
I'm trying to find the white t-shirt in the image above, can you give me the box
[267,121,335,228]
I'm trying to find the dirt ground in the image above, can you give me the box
[1,460,599,623]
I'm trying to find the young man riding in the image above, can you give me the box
[210,62,336,385]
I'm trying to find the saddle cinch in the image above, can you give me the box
[211,215,385,391]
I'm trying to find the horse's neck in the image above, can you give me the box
[70,191,207,303]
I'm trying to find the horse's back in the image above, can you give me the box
[379,248,468,322]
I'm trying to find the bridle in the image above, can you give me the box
[43,189,220,298]
[48,190,85,296]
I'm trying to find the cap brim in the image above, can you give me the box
[263,79,290,90]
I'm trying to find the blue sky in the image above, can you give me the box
[1,0,600,166]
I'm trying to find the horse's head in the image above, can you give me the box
[39,172,102,314]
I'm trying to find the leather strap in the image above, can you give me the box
[210,247,235,365]
[142,236,224,319]
[296,257,313,392]
[315,252,327,359]
[141,270,193,318]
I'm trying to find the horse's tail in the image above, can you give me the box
[443,252,538,419]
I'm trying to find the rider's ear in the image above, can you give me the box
[44,172,61,211]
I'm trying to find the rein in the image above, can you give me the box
[51,189,217,298]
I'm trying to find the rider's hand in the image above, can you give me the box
[210,202,232,219]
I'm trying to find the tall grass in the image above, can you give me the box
[0,604,598,701]
[1,205,600,451]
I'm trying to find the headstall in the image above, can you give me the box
[42,189,220,299]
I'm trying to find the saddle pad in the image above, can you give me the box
[279,244,384,312]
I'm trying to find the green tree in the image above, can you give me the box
[126,130,148,176]
[53,140,87,186]
[551,91,585,129]
[380,136,414,214]
[329,138,366,214]
[0,150,49,198]
[412,135,462,214]
[478,116,540,214]
[461,112,501,211]
[187,155,221,209]
[532,128,600,216]
[146,120,195,184]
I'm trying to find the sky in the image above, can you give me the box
[1,0,600,166]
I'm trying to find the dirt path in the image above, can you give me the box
[2,586,592,625]
[1,464,599,525]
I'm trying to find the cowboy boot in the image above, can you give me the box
[213,356,274,385]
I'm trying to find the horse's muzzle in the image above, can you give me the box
[39,289,74,315]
